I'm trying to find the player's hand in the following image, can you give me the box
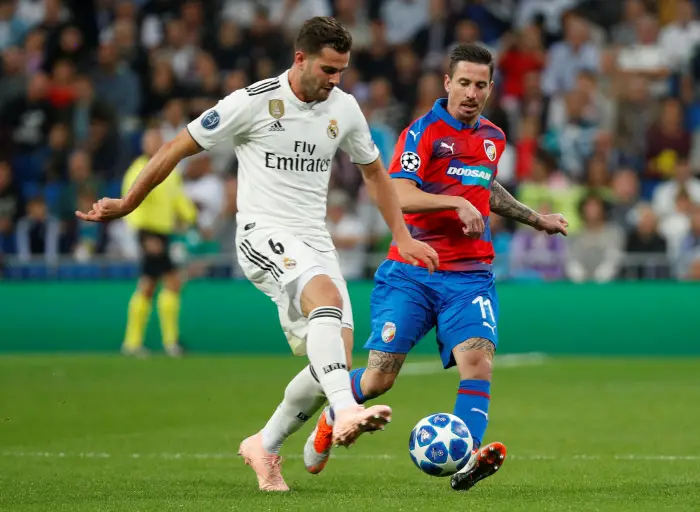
[456,200,485,239]
[75,198,132,223]
[397,238,439,273]
[534,213,569,236]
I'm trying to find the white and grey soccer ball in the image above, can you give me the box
[409,413,473,477]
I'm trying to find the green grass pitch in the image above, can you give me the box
[1,355,700,511]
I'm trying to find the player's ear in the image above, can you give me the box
[294,50,306,68]
[444,74,451,94]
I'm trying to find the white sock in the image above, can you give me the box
[261,365,326,454]
[306,306,357,412]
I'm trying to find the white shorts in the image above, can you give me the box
[235,222,353,356]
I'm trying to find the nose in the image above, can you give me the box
[464,84,477,100]
[329,71,341,86]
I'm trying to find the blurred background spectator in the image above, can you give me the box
[0,0,698,283]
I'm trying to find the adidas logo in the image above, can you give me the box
[269,121,285,131]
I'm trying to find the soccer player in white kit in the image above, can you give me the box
[76,17,439,491]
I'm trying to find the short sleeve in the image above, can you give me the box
[187,89,252,150]
[387,120,432,187]
[338,96,380,165]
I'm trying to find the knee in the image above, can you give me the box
[302,274,343,315]
[163,272,181,293]
[455,344,494,381]
[138,278,157,299]
[362,370,397,398]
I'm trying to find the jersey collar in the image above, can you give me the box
[279,69,319,110]
[432,98,481,131]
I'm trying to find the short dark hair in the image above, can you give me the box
[449,44,494,79]
[295,17,352,55]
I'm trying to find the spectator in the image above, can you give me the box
[0,0,29,51]
[0,160,21,254]
[412,0,454,71]
[566,194,625,283]
[541,12,600,97]
[0,73,55,166]
[380,0,429,46]
[617,15,670,98]
[622,203,669,280]
[609,168,641,232]
[490,213,512,281]
[210,20,251,74]
[326,189,368,280]
[182,153,225,244]
[658,0,700,73]
[0,46,27,111]
[677,203,700,278]
[611,0,647,46]
[15,196,60,263]
[658,187,693,259]
[510,201,567,281]
[615,75,657,169]
[645,97,691,179]
[498,27,545,105]
[652,158,700,217]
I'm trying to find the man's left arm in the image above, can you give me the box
[358,158,438,270]
[490,180,569,235]
[340,97,439,270]
[490,180,540,227]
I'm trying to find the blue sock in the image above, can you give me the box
[349,368,367,404]
[454,379,491,449]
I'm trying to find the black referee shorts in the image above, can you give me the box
[137,230,176,278]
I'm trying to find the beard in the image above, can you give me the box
[301,71,332,102]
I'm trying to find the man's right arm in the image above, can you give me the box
[122,130,201,212]
[393,178,484,237]
[77,89,252,222]
[393,178,469,213]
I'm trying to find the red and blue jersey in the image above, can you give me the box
[387,98,506,272]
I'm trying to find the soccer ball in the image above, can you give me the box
[409,413,473,477]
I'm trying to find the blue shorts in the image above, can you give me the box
[364,260,499,369]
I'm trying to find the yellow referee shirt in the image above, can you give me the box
[122,155,197,235]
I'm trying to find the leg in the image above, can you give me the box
[158,270,184,357]
[452,337,494,449]
[351,350,406,403]
[304,260,436,474]
[259,325,355,458]
[299,274,391,445]
[303,350,406,474]
[123,231,167,357]
[122,275,156,356]
[432,272,506,491]
[450,337,506,492]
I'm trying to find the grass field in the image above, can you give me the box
[1,354,700,511]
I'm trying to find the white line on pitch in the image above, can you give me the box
[2,451,699,462]
[402,353,548,376]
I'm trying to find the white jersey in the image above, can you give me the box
[187,70,379,250]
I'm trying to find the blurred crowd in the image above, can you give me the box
[1,0,700,282]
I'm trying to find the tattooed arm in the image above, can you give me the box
[489,180,540,228]
[490,180,569,235]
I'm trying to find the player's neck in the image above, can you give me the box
[288,67,313,103]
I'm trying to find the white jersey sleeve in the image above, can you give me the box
[338,96,380,165]
[187,89,252,150]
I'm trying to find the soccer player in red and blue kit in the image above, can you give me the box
[304,44,569,491]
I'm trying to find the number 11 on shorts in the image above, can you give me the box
[472,296,495,323]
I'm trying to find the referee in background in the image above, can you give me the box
[121,129,197,358]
